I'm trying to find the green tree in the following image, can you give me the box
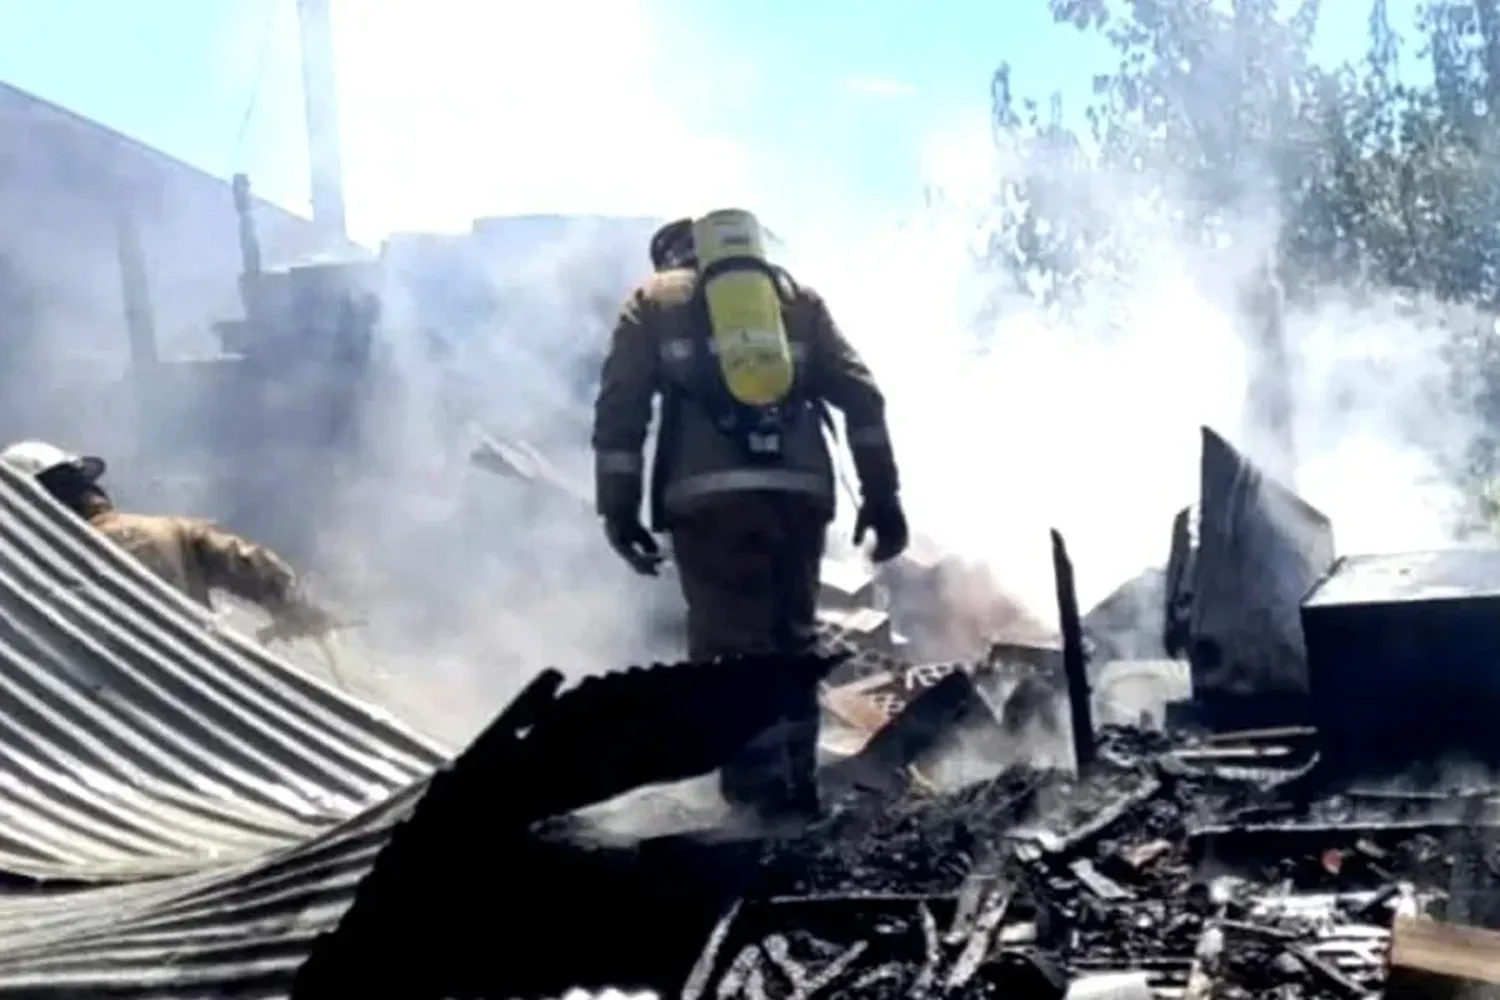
[991,0,1500,524]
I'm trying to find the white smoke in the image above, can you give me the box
[1,0,1484,735]
[232,0,774,736]
[276,0,1486,685]
[779,117,1478,617]
[329,0,764,239]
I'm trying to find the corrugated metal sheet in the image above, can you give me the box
[0,651,729,997]
[0,461,444,881]
[0,786,669,997]
[1189,425,1334,707]
[0,464,680,996]
[0,781,422,997]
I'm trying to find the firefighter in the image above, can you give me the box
[592,212,909,819]
[0,440,337,640]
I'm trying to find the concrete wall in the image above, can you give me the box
[0,81,354,459]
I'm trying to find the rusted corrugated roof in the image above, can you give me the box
[0,462,445,882]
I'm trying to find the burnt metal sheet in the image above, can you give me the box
[1301,548,1500,778]
[295,654,849,999]
[1189,426,1335,722]
[1163,505,1194,659]
[1303,549,1500,608]
[0,463,444,881]
[0,780,423,998]
[0,653,848,999]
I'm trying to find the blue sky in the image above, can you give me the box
[0,0,1422,245]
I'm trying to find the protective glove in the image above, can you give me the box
[854,495,909,563]
[603,515,664,576]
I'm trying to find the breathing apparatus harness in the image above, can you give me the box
[684,256,819,465]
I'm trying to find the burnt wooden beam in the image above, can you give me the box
[1050,529,1096,770]
[1385,915,1500,1000]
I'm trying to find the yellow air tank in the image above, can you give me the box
[692,209,795,407]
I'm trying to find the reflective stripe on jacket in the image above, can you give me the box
[592,266,895,526]
[654,335,834,515]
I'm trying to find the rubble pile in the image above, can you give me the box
[685,725,1498,999]
[766,763,1047,895]
[296,427,1500,998]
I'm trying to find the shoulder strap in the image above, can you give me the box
[698,256,797,304]
[675,260,820,464]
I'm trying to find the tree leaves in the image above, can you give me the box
[993,0,1500,520]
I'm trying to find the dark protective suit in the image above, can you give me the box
[669,495,829,661]
[592,264,901,814]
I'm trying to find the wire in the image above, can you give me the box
[231,0,280,169]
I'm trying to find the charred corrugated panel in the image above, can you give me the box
[0,779,425,998]
[1163,505,1195,660]
[1302,549,1500,780]
[1189,426,1334,727]
[0,463,443,881]
[294,654,843,999]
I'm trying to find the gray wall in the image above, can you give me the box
[0,81,353,460]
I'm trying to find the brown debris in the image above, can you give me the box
[828,671,1005,796]
[1386,915,1500,1000]
[883,545,1057,663]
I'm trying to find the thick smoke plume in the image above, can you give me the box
[780,123,1480,626]
[3,1,1491,750]
[267,0,771,743]
[293,224,685,744]
[0,3,720,747]
[92,1,747,745]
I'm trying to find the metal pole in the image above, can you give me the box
[113,202,158,368]
[297,0,348,243]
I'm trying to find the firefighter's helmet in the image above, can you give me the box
[649,218,696,270]
[0,440,106,483]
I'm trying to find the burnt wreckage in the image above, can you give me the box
[0,422,1495,998]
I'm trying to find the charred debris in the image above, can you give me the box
[294,427,1500,1000]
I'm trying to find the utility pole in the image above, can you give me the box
[297,0,348,245]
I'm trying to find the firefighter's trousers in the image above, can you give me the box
[668,491,829,815]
